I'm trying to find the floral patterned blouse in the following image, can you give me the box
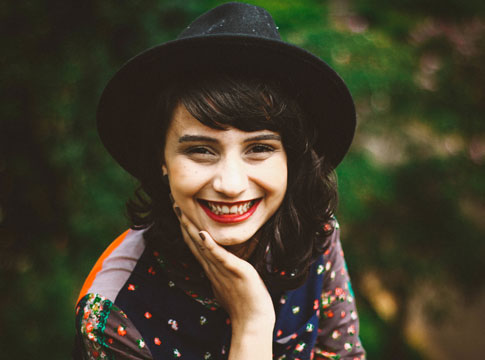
[73,222,365,360]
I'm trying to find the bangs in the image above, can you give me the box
[177,74,292,134]
[152,72,310,172]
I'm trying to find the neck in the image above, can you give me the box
[223,237,259,260]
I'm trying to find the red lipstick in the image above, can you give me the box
[199,199,261,224]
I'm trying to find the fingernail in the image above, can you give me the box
[199,231,205,241]
[174,206,181,217]
[169,193,174,204]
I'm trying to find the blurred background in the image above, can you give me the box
[1,0,485,358]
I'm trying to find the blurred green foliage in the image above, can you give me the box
[1,0,484,358]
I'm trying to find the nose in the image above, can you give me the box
[212,157,249,198]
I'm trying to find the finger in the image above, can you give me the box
[172,203,211,254]
[179,221,205,254]
[174,212,236,285]
[198,231,231,265]
[197,230,251,276]
[173,204,251,276]
[175,209,240,274]
[175,207,207,254]
[173,204,209,268]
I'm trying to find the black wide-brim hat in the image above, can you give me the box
[97,2,356,179]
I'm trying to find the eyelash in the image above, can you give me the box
[248,144,275,153]
[186,146,214,155]
[184,143,276,159]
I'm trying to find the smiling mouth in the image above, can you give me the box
[198,199,262,223]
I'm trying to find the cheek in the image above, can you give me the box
[267,159,288,193]
[254,158,288,198]
[167,161,208,199]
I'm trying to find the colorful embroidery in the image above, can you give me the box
[75,224,365,359]
[117,325,127,336]
[78,294,114,359]
[185,289,220,311]
[331,330,341,339]
[317,264,325,274]
[314,348,341,360]
[168,319,179,331]
[348,324,356,336]
[294,341,306,353]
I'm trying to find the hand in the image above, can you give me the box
[173,204,274,359]
[173,204,275,328]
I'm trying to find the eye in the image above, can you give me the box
[183,146,218,162]
[246,144,277,160]
[248,144,275,153]
[186,146,214,155]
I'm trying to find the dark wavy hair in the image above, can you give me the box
[127,72,337,290]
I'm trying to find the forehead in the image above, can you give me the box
[168,103,202,131]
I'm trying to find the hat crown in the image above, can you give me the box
[177,2,281,40]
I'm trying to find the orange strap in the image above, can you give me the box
[76,229,130,305]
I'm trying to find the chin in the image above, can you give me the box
[207,229,255,247]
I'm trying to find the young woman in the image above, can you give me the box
[74,3,366,360]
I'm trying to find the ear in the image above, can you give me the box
[162,164,168,176]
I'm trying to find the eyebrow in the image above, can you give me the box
[243,134,281,142]
[178,135,217,143]
[178,133,281,143]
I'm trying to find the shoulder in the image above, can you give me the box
[74,229,154,359]
[74,293,152,359]
[321,218,343,265]
[77,229,147,304]
[315,220,367,358]
[319,218,352,295]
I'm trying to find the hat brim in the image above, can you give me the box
[97,34,356,179]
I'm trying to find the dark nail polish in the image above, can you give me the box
[175,206,181,217]
[169,193,174,203]
[199,232,205,241]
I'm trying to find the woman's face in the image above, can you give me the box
[163,103,287,251]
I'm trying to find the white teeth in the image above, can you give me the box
[205,200,255,216]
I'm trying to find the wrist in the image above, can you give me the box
[229,321,274,360]
[230,307,275,334]
[231,316,275,336]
